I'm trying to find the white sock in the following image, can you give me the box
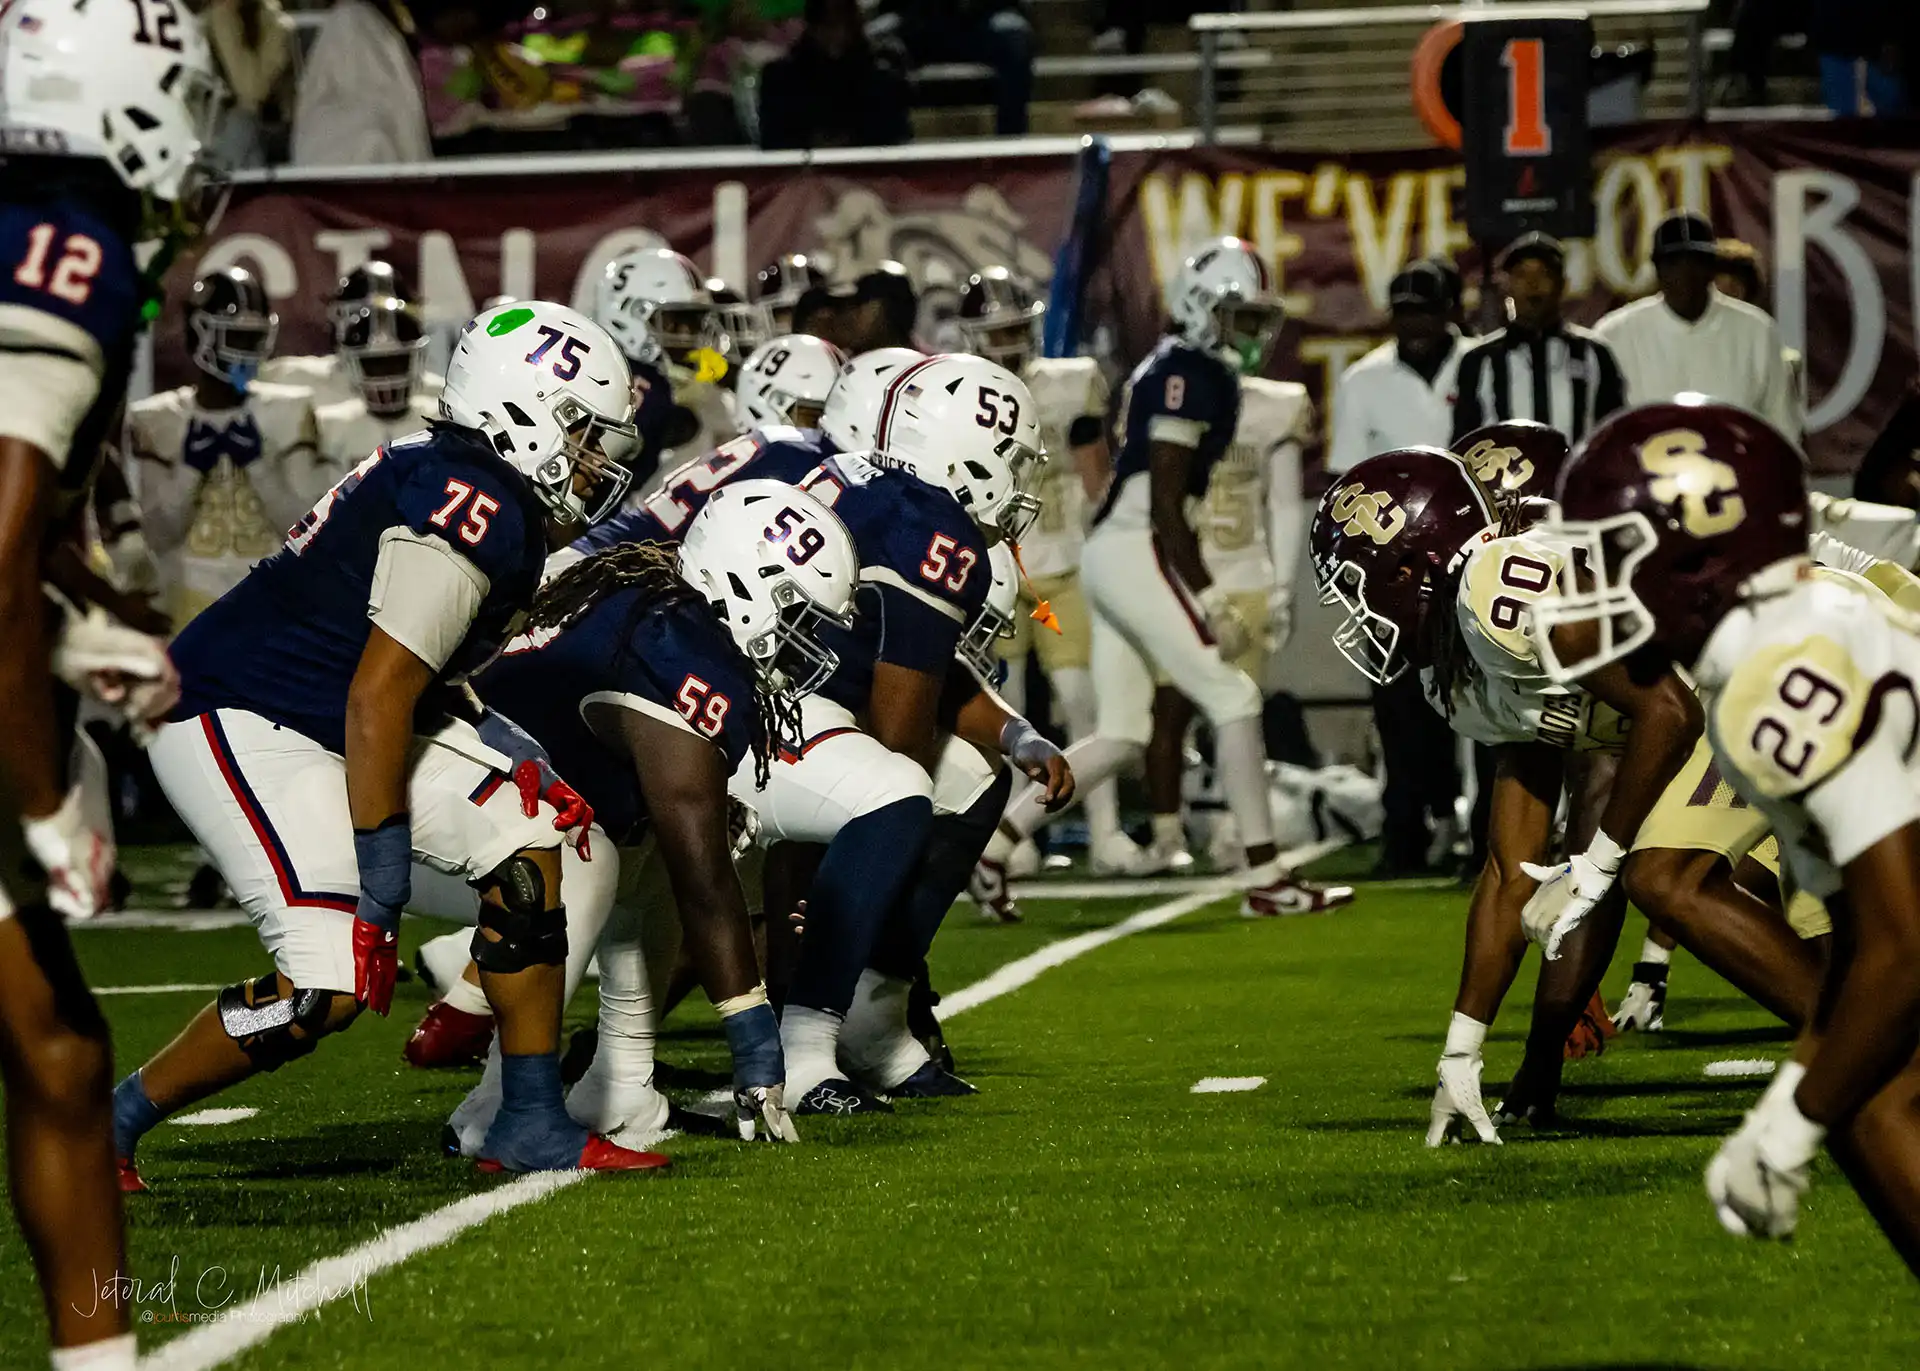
[559,831,617,1005]
[448,1045,503,1157]
[1214,715,1276,852]
[418,928,477,1002]
[781,1004,845,1097]
[1151,812,1185,849]
[839,969,929,1090]
[441,968,490,1017]
[1638,937,1672,967]
[51,1333,136,1371]
[1052,667,1124,844]
[1445,1011,1489,1056]
[592,897,656,1085]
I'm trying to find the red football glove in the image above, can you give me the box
[353,918,399,1015]
[512,759,593,861]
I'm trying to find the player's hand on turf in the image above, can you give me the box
[1706,1062,1823,1240]
[512,759,593,860]
[1427,1051,1501,1146]
[1197,585,1251,661]
[352,917,399,1014]
[22,784,115,921]
[1613,978,1662,1032]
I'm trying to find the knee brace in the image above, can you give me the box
[217,974,332,1070]
[471,854,568,974]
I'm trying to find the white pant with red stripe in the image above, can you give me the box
[1079,525,1263,747]
[149,708,566,993]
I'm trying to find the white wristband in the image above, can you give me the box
[1583,829,1627,876]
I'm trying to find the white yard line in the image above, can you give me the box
[1704,1058,1778,1079]
[172,1108,260,1126]
[138,855,1315,1371]
[1008,836,1348,902]
[77,910,253,932]
[1191,1076,1266,1094]
[97,984,225,996]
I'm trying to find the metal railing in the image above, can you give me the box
[1189,0,1714,144]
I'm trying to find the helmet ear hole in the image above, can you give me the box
[502,402,537,428]
[727,571,752,601]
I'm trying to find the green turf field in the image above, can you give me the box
[2,855,1917,1370]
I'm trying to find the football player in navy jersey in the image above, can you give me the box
[1,3,222,1364]
[109,300,669,1183]
[446,480,859,1147]
[979,239,1353,918]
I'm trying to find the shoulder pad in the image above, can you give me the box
[1236,377,1313,445]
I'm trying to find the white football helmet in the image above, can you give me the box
[957,542,1020,678]
[1,0,225,203]
[679,479,859,700]
[440,300,638,526]
[738,334,848,430]
[819,347,924,453]
[1169,237,1286,374]
[873,353,1046,542]
[593,247,714,370]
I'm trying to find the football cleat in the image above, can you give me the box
[735,1085,801,1143]
[1562,991,1618,1060]
[889,1061,977,1098]
[403,1001,495,1068]
[1142,834,1197,875]
[1243,876,1355,918]
[117,1156,148,1194]
[475,1133,671,1175]
[1006,837,1043,879]
[1613,962,1670,1033]
[793,1077,894,1116]
[1088,831,1151,876]
[968,857,1021,923]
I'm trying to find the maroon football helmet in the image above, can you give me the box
[1533,398,1809,682]
[1452,420,1569,508]
[1310,447,1499,684]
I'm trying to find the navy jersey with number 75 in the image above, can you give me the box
[169,424,551,754]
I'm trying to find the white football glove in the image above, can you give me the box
[1706,1062,1823,1241]
[735,1084,801,1144]
[1519,831,1625,961]
[1426,1050,1502,1146]
[1266,588,1294,652]
[1196,584,1251,661]
[22,738,115,923]
[1613,978,1665,1033]
[51,605,180,730]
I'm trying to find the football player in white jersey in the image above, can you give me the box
[1142,368,1310,871]
[955,267,1126,874]
[260,260,446,408]
[132,266,320,625]
[977,239,1349,917]
[309,295,438,504]
[1313,445,1825,1144]
[594,246,744,472]
[1537,398,1920,1271]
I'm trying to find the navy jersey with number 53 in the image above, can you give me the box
[170,424,550,753]
[474,593,758,843]
[1094,337,1241,529]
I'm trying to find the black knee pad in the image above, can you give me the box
[217,974,331,1070]
[471,855,567,973]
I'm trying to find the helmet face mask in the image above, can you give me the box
[958,268,1044,370]
[339,297,426,416]
[1318,557,1408,686]
[187,267,277,391]
[957,543,1019,677]
[1215,297,1285,375]
[1529,511,1659,684]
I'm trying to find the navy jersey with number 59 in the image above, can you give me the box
[170,424,550,753]
[474,593,758,843]
[1094,337,1241,529]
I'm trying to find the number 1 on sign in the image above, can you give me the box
[1503,38,1551,156]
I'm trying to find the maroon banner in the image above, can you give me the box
[170,122,1920,474]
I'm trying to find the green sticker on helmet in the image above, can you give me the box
[486,306,536,337]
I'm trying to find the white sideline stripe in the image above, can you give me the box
[1191,1076,1266,1094]
[172,1107,259,1126]
[75,910,252,931]
[138,1170,587,1371]
[1008,837,1348,902]
[139,871,1274,1370]
[1704,1058,1779,1079]
[97,983,224,996]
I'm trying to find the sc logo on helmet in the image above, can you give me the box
[1329,484,1406,545]
[1640,429,1745,539]
[1459,439,1534,494]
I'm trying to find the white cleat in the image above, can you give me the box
[968,857,1021,922]
[1088,832,1151,876]
[1006,837,1043,879]
[567,1063,674,1148]
[1141,835,1196,875]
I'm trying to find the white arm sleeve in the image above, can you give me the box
[367,527,490,671]
[1804,685,1920,868]
[0,305,104,465]
[1266,439,1304,595]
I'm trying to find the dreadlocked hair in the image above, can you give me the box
[528,543,796,790]
[1422,504,1523,717]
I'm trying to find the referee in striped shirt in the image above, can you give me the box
[1451,233,1626,444]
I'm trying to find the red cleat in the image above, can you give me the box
[118,1156,148,1194]
[475,1134,671,1175]
[1564,990,1618,1060]
[403,1001,495,1069]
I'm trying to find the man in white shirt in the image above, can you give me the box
[1595,212,1801,440]
[290,0,432,167]
[1329,262,1464,473]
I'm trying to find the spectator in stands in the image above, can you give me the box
[876,0,1034,136]
[1594,211,1800,440]
[1715,236,1808,425]
[1810,2,1908,116]
[292,0,433,165]
[1451,233,1624,444]
[758,0,913,148]
[1330,260,1466,878]
[205,0,297,168]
